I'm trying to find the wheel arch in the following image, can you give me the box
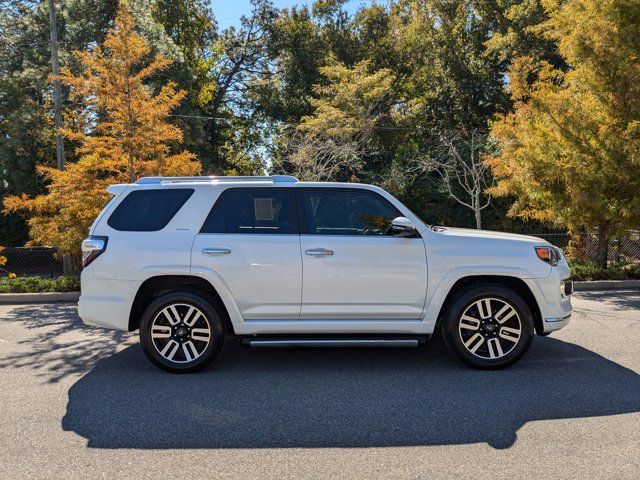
[435,275,544,335]
[129,275,235,335]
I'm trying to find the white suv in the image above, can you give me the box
[79,175,572,372]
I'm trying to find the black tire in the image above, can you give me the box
[139,291,225,373]
[441,284,534,369]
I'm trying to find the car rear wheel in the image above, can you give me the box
[441,284,534,369]
[139,291,225,373]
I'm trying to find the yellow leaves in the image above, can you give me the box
[2,193,34,214]
[489,2,640,231]
[2,5,200,261]
[0,247,15,278]
[300,60,395,141]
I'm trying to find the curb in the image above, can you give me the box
[573,279,640,292]
[0,291,80,304]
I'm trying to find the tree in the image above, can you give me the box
[416,129,494,229]
[488,0,640,267]
[0,0,182,246]
[482,0,566,71]
[202,0,275,172]
[3,7,200,265]
[275,61,396,182]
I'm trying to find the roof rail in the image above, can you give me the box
[135,175,299,185]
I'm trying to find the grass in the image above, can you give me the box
[0,275,80,293]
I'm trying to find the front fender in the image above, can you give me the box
[422,266,540,330]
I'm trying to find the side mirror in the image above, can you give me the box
[390,217,419,238]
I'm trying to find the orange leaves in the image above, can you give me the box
[0,247,15,278]
[2,6,200,260]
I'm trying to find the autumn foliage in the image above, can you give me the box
[487,0,640,266]
[3,8,200,261]
[0,246,16,278]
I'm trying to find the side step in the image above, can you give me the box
[241,335,427,348]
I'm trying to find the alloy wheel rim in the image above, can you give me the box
[151,303,212,363]
[457,297,522,360]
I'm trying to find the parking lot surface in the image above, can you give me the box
[0,291,639,479]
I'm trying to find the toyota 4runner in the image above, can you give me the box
[79,175,572,372]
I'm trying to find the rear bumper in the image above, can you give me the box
[78,270,137,331]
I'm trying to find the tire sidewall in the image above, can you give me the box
[442,285,534,369]
[139,291,225,373]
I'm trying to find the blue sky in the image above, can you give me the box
[210,0,365,29]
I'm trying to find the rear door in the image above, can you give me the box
[298,188,428,320]
[191,187,302,320]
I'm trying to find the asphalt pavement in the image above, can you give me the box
[0,291,639,479]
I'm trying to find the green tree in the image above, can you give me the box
[199,0,275,174]
[482,0,566,70]
[488,0,640,267]
[275,61,396,182]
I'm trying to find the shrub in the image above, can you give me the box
[570,262,640,281]
[0,276,80,293]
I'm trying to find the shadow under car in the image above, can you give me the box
[62,334,640,450]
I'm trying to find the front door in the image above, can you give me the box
[192,187,302,320]
[298,188,428,320]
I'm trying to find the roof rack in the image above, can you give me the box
[135,175,299,185]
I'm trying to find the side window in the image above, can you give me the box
[200,189,295,234]
[107,188,194,232]
[301,189,401,236]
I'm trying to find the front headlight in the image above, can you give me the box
[535,246,560,266]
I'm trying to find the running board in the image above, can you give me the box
[242,335,426,348]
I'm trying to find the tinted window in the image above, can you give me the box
[201,189,295,234]
[108,189,194,232]
[302,189,401,236]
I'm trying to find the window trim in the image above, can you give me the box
[107,188,194,232]
[199,187,299,235]
[297,187,408,237]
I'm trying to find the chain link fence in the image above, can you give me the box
[534,230,640,264]
[1,247,63,278]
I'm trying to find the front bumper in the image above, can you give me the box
[524,269,573,334]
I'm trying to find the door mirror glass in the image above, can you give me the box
[391,217,419,238]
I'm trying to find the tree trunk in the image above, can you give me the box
[474,191,482,229]
[48,0,65,171]
[596,224,609,268]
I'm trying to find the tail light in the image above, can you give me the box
[535,246,560,266]
[81,236,108,268]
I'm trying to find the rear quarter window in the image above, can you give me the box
[107,188,194,232]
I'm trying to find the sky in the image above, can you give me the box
[210,0,365,29]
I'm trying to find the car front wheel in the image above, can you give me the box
[139,291,225,373]
[441,284,534,369]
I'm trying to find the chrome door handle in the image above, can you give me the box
[202,247,231,256]
[305,248,334,257]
